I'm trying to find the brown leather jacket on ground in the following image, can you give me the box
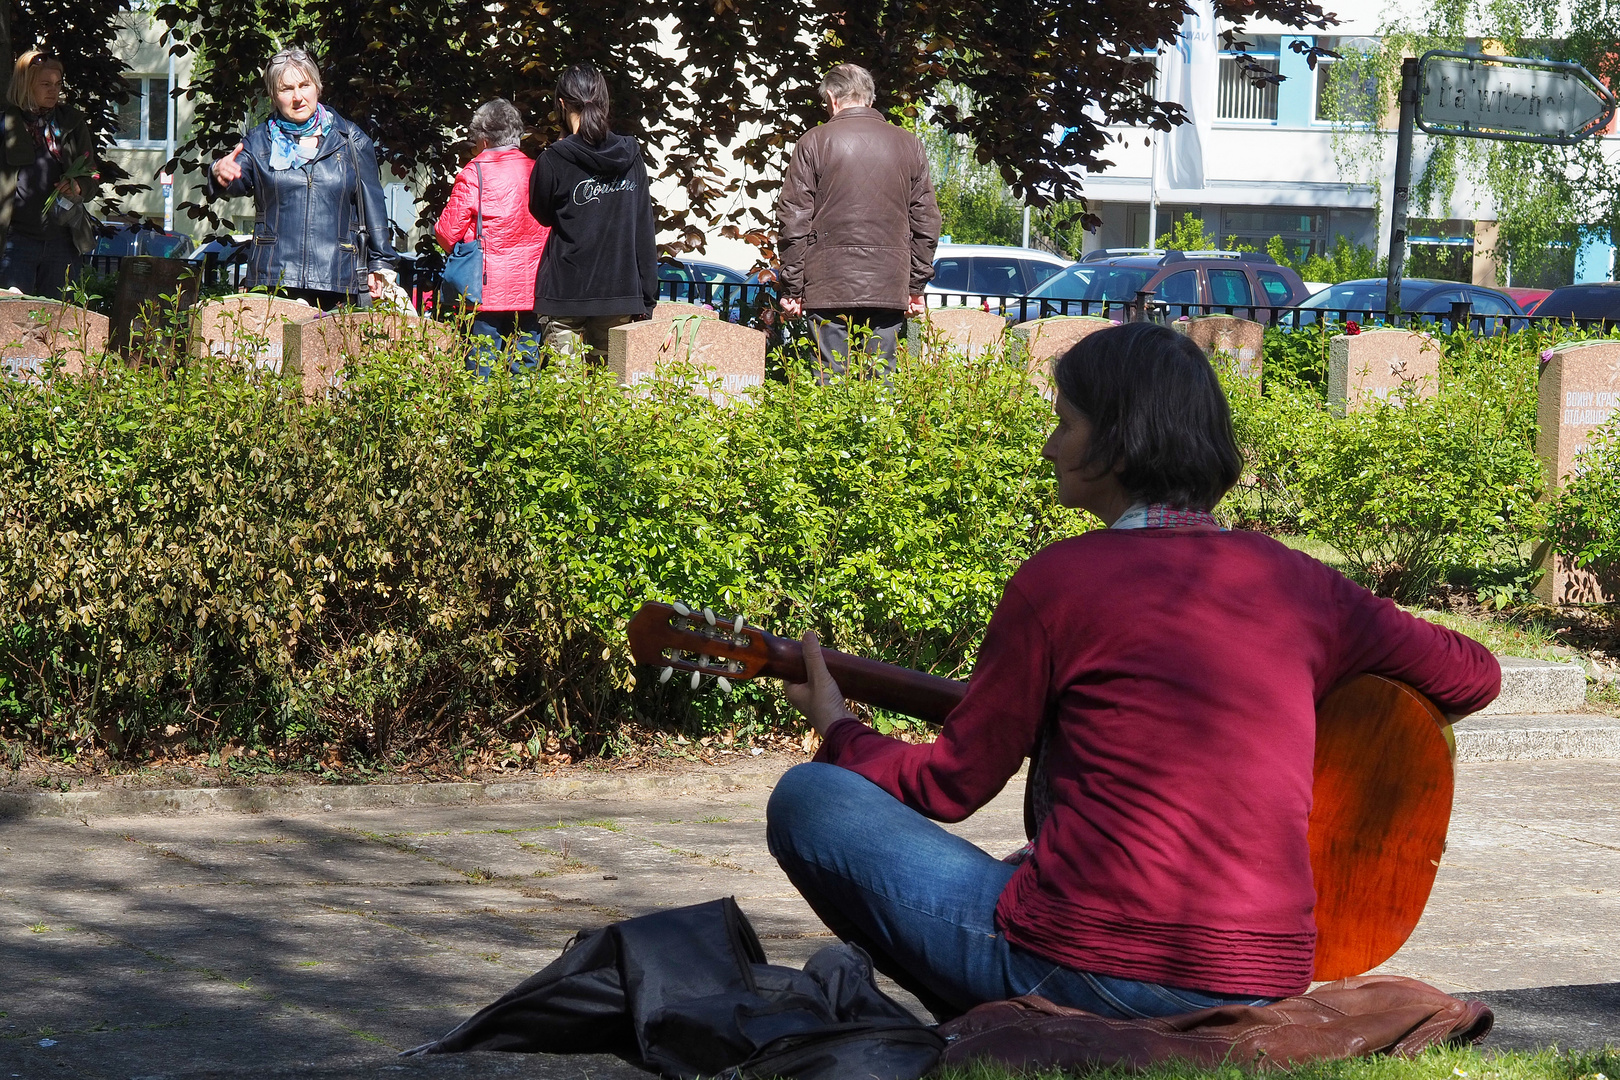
[776,106,940,311]
[938,976,1494,1072]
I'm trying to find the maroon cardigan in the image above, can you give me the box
[816,528,1500,998]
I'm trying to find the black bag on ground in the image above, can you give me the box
[403,896,942,1080]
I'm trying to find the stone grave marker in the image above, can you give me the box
[0,297,109,381]
[108,256,202,361]
[908,307,1009,359]
[651,301,719,321]
[1534,340,1620,604]
[1326,328,1441,413]
[1010,315,1117,395]
[1181,314,1264,379]
[606,315,766,405]
[191,294,315,373]
[283,310,456,399]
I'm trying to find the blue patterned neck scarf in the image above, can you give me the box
[267,104,331,171]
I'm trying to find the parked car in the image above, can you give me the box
[1292,278,1523,329]
[658,257,750,304]
[94,221,193,260]
[1003,250,1311,323]
[1500,287,1551,315]
[1527,282,1620,322]
[927,243,1072,305]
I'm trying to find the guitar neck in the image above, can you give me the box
[760,632,967,724]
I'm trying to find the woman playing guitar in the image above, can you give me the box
[768,322,1501,1022]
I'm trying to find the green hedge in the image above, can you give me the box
[1231,326,1555,602]
[1546,418,1620,582]
[0,344,1083,760]
[4,320,1613,763]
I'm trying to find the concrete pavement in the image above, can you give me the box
[2,756,1618,1079]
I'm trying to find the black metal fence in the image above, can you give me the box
[81,254,1620,337]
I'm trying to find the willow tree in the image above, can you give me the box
[1320,0,1620,286]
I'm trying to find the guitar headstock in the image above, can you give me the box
[627,601,774,691]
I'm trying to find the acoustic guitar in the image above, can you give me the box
[627,600,1456,981]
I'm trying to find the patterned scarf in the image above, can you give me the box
[267,103,332,171]
[1007,502,1224,866]
[25,111,64,163]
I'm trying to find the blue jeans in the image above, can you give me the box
[766,762,1274,1022]
[0,230,83,299]
[468,310,541,377]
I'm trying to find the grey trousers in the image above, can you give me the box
[808,308,906,382]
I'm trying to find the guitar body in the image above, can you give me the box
[627,603,1456,980]
[1309,674,1454,981]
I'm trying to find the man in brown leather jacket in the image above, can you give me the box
[777,64,941,379]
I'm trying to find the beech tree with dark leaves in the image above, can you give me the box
[152,0,1335,253]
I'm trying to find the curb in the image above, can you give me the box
[0,763,796,820]
[1453,713,1620,762]
[1480,656,1588,716]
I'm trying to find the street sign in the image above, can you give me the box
[1417,50,1616,146]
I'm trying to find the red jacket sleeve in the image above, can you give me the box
[1320,567,1502,716]
[816,582,1051,822]
[434,166,480,252]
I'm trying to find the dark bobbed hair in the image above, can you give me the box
[1052,322,1243,513]
[556,64,610,145]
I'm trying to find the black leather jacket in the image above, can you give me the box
[209,109,397,296]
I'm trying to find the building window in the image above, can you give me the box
[1218,37,1280,122]
[116,76,169,147]
[1313,38,1379,124]
[1221,209,1328,258]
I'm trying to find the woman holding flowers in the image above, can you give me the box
[0,51,98,298]
[208,47,398,309]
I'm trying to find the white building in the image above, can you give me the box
[1080,0,1620,287]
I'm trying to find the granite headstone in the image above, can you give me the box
[0,297,109,381]
[283,310,455,399]
[1182,314,1265,379]
[908,307,1010,359]
[191,294,315,373]
[1534,340,1620,603]
[607,315,766,405]
[1010,315,1117,395]
[1326,328,1442,413]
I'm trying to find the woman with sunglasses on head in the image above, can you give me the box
[208,47,398,310]
[0,51,98,298]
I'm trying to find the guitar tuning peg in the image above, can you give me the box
[672,601,691,617]
[732,613,744,634]
[703,607,716,627]
[689,669,702,690]
[716,676,732,693]
[659,666,674,684]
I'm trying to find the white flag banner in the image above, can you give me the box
[1161,0,1216,190]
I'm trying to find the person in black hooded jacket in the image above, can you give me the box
[529,64,658,361]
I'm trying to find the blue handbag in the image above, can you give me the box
[438,162,485,311]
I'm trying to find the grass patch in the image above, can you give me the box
[935,1044,1617,1080]
[1410,608,1568,662]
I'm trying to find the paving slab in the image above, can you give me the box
[1,759,1616,1079]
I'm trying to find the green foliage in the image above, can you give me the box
[0,339,1084,760]
[1156,215,1219,252]
[152,0,1333,251]
[1267,235,1383,284]
[1546,418,1620,578]
[1228,328,1546,601]
[936,1043,1619,1080]
[1326,0,1620,288]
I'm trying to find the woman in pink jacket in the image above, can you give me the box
[435,98,550,374]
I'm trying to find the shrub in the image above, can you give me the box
[0,339,1085,761]
[1545,418,1620,581]
[1227,330,1544,601]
